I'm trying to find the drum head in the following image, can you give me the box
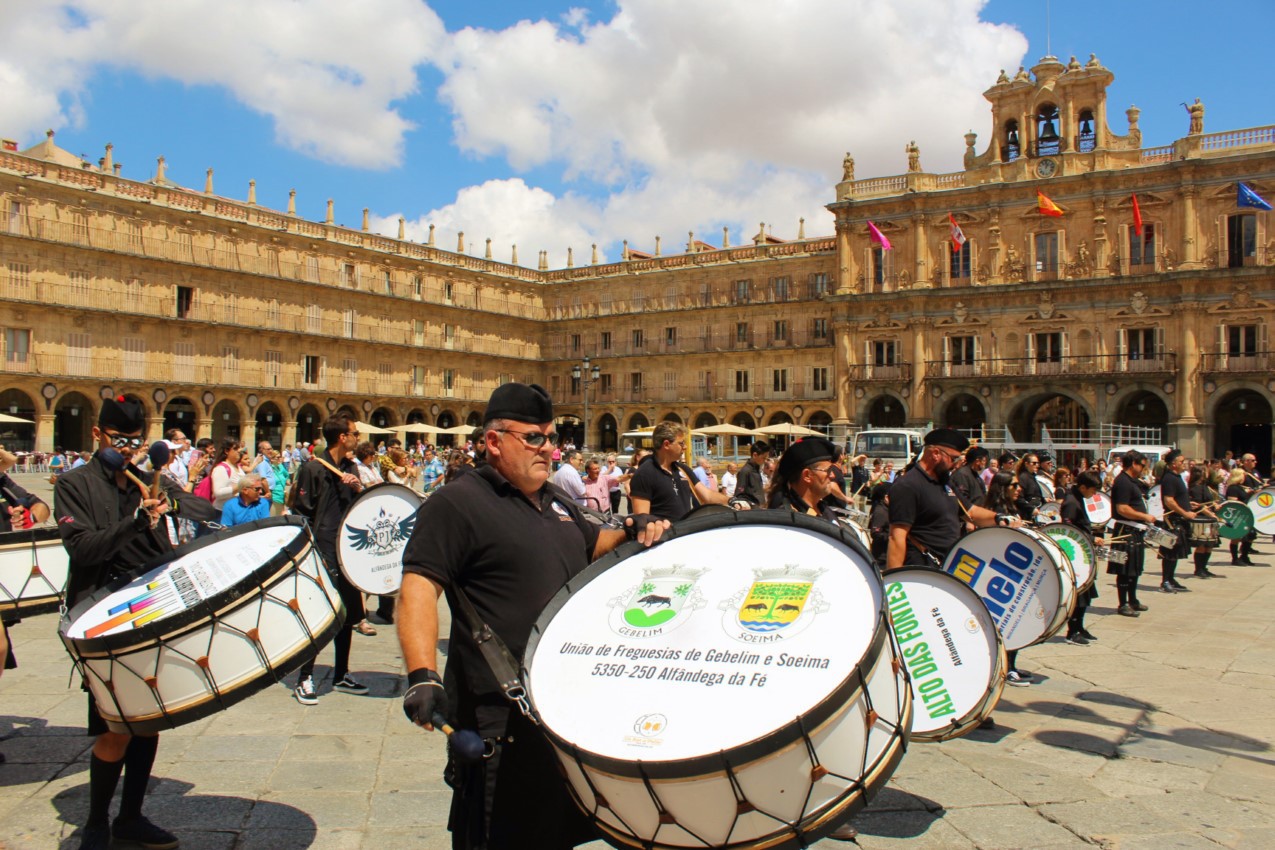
[885,569,1004,742]
[940,527,1066,651]
[1036,501,1062,524]
[1035,474,1056,500]
[526,511,883,772]
[1040,524,1096,593]
[1146,485,1164,521]
[1217,502,1255,540]
[337,483,422,595]
[1083,492,1112,526]
[1248,489,1275,535]
[62,517,311,647]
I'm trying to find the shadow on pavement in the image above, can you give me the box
[852,788,946,839]
[0,716,91,787]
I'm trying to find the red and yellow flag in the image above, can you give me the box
[1037,191,1064,217]
[1131,194,1143,235]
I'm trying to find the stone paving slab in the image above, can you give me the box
[2,501,1274,849]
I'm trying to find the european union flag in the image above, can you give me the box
[1238,183,1273,211]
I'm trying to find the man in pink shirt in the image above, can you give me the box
[582,458,628,513]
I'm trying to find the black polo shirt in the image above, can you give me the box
[402,464,599,703]
[888,464,962,561]
[1059,488,1094,540]
[629,454,696,521]
[1111,470,1147,516]
[1159,471,1189,517]
[949,464,986,514]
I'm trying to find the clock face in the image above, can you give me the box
[1037,158,1058,178]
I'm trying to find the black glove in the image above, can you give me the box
[624,513,658,541]
[402,668,446,726]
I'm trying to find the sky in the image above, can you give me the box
[2,0,1270,266]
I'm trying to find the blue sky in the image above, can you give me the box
[2,0,1269,263]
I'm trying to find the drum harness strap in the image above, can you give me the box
[450,586,537,726]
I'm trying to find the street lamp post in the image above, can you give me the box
[572,355,601,451]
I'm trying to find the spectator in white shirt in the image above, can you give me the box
[551,449,588,506]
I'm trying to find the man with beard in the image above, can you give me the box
[886,429,1006,570]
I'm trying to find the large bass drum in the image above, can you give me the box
[1247,488,1275,535]
[524,510,910,850]
[1040,523,1097,594]
[885,569,1006,742]
[0,526,70,619]
[337,482,422,595]
[60,517,344,735]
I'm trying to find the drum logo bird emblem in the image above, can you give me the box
[345,508,416,556]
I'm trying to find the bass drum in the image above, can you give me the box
[1083,492,1113,529]
[336,482,422,595]
[0,526,70,619]
[940,527,1075,651]
[885,569,1006,742]
[60,517,344,735]
[1217,502,1255,541]
[1247,488,1275,535]
[1040,523,1097,594]
[524,510,910,850]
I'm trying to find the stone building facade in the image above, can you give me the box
[1,54,1272,464]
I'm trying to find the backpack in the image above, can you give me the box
[193,462,230,503]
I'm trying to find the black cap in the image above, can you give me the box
[777,437,837,479]
[923,427,969,452]
[99,395,145,432]
[483,383,553,425]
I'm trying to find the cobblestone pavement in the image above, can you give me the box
[2,475,1273,849]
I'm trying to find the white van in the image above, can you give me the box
[850,429,925,467]
[1106,445,1174,467]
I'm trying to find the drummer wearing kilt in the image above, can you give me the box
[54,397,217,850]
[1110,450,1156,617]
[397,383,669,850]
[1061,472,1103,644]
[1155,450,1197,593]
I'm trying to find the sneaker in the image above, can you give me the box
[333,674,369,695]
[294,676,318,706]
[1132,601,1149,612]
[827,824,858,841]
[1079,629,1099,641]
[1159,581,1177,594]
[1240,557,1257,566]
[1169,580,1189,591]
[1006,670,1032,687]
[1118,604,1140,617]
[78,824,111,850]
[1065,632,1090,646]
[111,815,179,850]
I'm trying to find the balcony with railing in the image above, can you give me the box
[923,353,1178,380]
[1199,351,1275,374]
[846,363,912,383]
[561,379,835,407]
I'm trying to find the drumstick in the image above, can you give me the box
[430,711,485,762]
[122,469,151,500]
[314,457,344,477]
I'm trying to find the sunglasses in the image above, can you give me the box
[494,429,557,448]
[103,433,144,449]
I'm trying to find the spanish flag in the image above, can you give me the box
[1037,191,1064,217]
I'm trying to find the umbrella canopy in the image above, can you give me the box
[0,413,33,425]
[390,422,443,435]
[355,421,395,435]
[755,422,825,438]
[439,424,478,435]
[692,423,758,437]
[621,427,656,439]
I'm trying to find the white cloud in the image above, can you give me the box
[0,0,446,168]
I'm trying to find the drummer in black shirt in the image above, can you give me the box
[397,383,668,850]
[886,429,1009,570]
[766,438,840,521]
[950,446,989,530]
[1060,471,1103,644]
[629,422,735,521]
[1109,450,1157,616]
[1156,450,1197,592]
[1187,466,1220,576]
[0,449,50,529]
[1014,453,1045,521]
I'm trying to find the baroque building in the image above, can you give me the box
[1,54,1272,465]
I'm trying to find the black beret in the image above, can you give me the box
[777,437,837,480]
[483,383,553,425]
[924,428,969,452]
[99,395,146,432]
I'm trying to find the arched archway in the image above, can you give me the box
[731,412,756,431]
[0,389,36,451]
[768,411,793,425]
[255,401,284,449]
[163,397,197,439]
[1212,388,1272,470]
[805,410,833,435]
[866,395,905,428]
[627,413,650,431]
[437,410,457,446]
[371,406,396,429]
[1007,392,1091,443]
[693,412,718,430]
[465,411,481,428]
[559,415,582,449]
[295,404,322,445]
[211,399,241,444]
[598,413,618,452]
[1115,391,1170,440]
[54,391,95,452]
[406,408,427,425]
[944,393,986,434]
[336,404,358,422]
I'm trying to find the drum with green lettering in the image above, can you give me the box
[1217,502,1255,541]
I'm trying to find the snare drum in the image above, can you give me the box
[1248,488,1275,535]
[1217,502,1256,541]
[1114,520,1176,549]
[337,482,422,595]
[1185,517,1219,547]
[0,527,70,618]
[1093,544,1127,565]
[1035,501,1062,524]
[1083,492,1113,528]
[60,517,344,735]
[1041,523,1096,594]
[833,512,873,551]
[886,569,1006,742]
[940,527,1075,650]
[525,511,910,849]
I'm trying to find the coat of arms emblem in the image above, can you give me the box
[608,564,707,638]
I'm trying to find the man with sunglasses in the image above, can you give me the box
[630,421,735,521]
[397,383,668,850]
[767,438,841,520]
[54,396,216,850]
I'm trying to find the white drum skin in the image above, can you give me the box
[1083,492,1113,527]
[1146,485,1164,521]
[525,512,911,850]
[61,518,345,735]
[1035,474,1056,502]
[1041,523,1097,593]
[885,569,1006,742]
[337,482,422,595]
[0,527,69,617]
[941,527,1072,651]
[1248,488,1275,535]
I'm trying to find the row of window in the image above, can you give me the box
[564,318,830,353]
[556,367,832,397]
